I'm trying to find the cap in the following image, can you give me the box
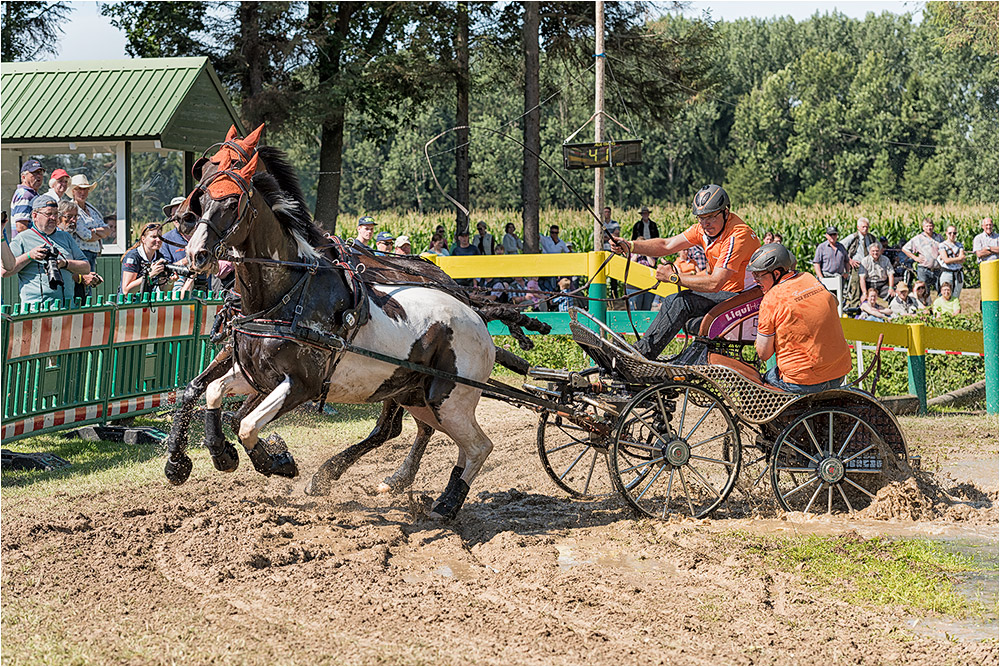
[162,196,186,215]
[394,235,410,248]
[376,231,395,242]
[20,159,43,174]
[358,216,376,227]
[825,225,839,235]
[31,194,58,211]
[640,205,650,213]
[51,168,70,181]
[70,174,97,191]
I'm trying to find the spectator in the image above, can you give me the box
[938,225,966,298]
[102,214,118,246]
[773,233,783,245]
[601,218,621,252]
[502,222,522,254]
[902,217,943,293]
[842,216,876,307]
[354,216,376,248]
[859,288,893,322]
[44,168,72,202]
[426,232,450,256]
[554,277,574,312]
[540,224,569,294]
[162,195,186,221]
[625,238,655,311]
[913,280,933,308]
[675,248,701,275]
[120,223,168,295]
[451,229,480,288]
[762,231,773,244]
[161,197,209,294]
[512,276,543,310]
[889,283,922,317]
[973,217,998,263]
[11,159,44,235]
[394,235,411,255]
[69,174,112,273]
[2,195,90,304]
[56,201,102,298]
[631,205,660,241]
[2,212,13,272]
[932,282,961,317]
[602,206,619,232]
[472,220,496,255]
[375,231,395,253]
[858,241,895,299]
[812,225,849,286]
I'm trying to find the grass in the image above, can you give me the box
[716,530,985,617]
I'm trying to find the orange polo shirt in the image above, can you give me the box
[757,272,852,385]
[681,212,760,292]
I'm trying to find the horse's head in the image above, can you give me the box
[186,154,261,273]
[192,123,265,182]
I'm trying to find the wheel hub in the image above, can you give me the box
[818,457,845,484]
[665,439,690,466]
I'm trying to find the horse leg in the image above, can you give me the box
[164,347,233,485]
[237,377,303,478]
[202,365,256,473]
[377,418,436,494]
[304,400,405,496]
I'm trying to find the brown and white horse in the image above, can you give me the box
[182,151,497,518]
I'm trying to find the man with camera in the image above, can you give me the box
[1,195,92,304]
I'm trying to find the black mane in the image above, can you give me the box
[251,146,328,248]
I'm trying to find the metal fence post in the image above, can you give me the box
[906,322,927,415]
[981,259,998,414]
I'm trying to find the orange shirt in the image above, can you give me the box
[681,212,760,292]
[675,257,699,275]
[757,272,852,385]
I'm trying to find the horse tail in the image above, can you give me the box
[494,346,530,375]
[470,300,551,351]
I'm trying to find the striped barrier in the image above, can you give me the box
[2,292,224,444]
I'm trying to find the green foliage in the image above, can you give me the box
[1,1,73,61]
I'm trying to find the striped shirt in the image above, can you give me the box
[10,185,37,232]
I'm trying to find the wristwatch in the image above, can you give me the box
[668,273,680,284]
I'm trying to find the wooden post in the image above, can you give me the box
[592,0,605,253]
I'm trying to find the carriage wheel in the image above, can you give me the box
[609,382,741,519]
[537,411,614,499]
[770,408,889,515]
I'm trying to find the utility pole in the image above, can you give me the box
[593,0,605,252]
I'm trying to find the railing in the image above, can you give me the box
[2,291,224,443]
[2,254,993,445]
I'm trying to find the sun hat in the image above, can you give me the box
[640,205,650,213]
[162,196,187,216]
[394,235,410,248]
[69,174,97,191]
[376,231,395,243]
[20,159,43,174]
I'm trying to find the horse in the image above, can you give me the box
[165,127,545,500]
[181,151,500,519]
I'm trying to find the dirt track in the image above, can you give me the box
[2,401,997,665]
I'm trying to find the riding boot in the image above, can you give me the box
[248,441,299,478]
[205,408,239,472]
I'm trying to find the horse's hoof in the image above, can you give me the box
[304,473,330,496]
[164,453,193,486]
[376,481,392,494]
[209,441,239,473]
[249,442,298,478]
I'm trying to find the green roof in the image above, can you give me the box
[1,57,245,152]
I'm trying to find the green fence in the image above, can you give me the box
[2,291,224,444]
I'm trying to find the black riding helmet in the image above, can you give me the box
[749,243,796,283]
[692,184,731,217]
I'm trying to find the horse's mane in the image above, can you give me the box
[251,146,328,249]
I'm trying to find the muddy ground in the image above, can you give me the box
[2,402,997,665]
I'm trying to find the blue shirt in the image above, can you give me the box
[160,228,188,263]
[10,185,37,231]
[8,227,86,303]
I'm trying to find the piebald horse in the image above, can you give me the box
[183,151,497,518]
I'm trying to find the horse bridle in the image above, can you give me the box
[193,166,259,259]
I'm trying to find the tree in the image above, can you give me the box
[924,1,999,56]
[522,1,541,253]
[1,1,73,61]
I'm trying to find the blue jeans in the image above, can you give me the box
[635,289,737,359]
[916,265,939,293]
[625,285,654,311]
[764,366,845,394]
[81,250,99,296]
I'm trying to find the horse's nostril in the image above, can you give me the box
[194,250,211,267]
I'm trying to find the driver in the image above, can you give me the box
[751,244,852,394]
[611,184,760,359]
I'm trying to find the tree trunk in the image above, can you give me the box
[454,2,470,237]
[521,1,541,253]
[237,2,266,128]
[316,109,345,230]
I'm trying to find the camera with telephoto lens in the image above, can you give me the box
[38,246,64,289]
[165,263,195,279]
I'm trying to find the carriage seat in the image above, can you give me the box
[705,351,767,387]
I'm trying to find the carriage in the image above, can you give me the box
[526,290,911,519]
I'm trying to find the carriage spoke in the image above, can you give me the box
[633,463,667,502]
[631,412,667,446]
[782,474,820,501]
[828,484,834,514]
[803,481,824,513]
[619,455,666,475]
[617,438,663,453]
[776,466,816,473]
[691,453,734,468]
[661,468,676,519]
[581,450,600,495]
[690,429,735,449]
[828,412,835,456]
[677,388,689,436]
[677,468,696,516]
[844,476,877,499]
[837,482,855,513]
[686,462,721,499]
[654,391,674,437]
[802,419,825,458]
[546,440,585,456]
[836,419,862,457]
[558,445,592,482]
[684,404,717,441]
[783,441,820,464]
[843,443,875,464]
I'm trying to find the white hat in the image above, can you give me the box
[394,235,411,248]
[162,196,186,215]
[69,174,97,191]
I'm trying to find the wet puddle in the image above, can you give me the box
[555,541,677,575]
